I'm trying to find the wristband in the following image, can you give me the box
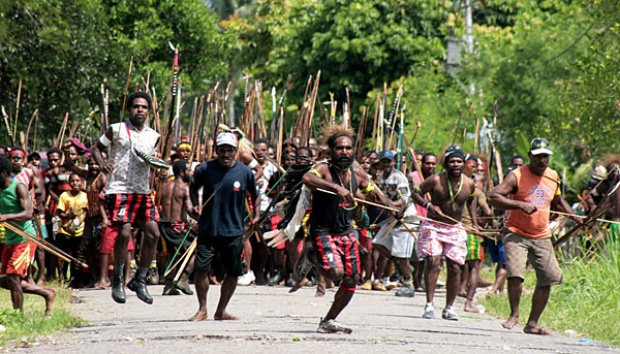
[424,201,432,210]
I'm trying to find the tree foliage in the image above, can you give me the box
[0,0,232,147]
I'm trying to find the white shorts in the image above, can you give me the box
[372,222,416,259]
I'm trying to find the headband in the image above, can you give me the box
[8,149,26,158]
[177,143,192,151]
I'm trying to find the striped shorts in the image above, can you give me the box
[106,193,160,224]
[312,232,361,277]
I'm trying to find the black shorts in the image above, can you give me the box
[195,236,243,276]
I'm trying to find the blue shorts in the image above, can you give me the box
[486,238,506,265]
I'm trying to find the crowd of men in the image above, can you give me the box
[3,91,619,336]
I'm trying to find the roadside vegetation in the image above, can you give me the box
[0,282,85,349]
[481,239,620,346]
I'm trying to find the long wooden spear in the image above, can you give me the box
[161,42,179,160]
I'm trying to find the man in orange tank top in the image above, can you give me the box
[488,138,578,335]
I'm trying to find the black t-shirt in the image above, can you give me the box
[191,160,259,237]
[308,164,358,237]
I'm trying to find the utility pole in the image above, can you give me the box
[465,0,475,96]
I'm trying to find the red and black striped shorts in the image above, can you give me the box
[312,232,361,277]
[106,193,160,224]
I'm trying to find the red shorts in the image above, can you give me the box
[358,228,373,251]
[100,224,135,255]
[312,232,361,277]
[106,193,160,224]
[270,215,286,250]
[1,241,37,278]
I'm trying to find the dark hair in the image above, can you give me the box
[0,155,11,175]
[69,172,83,181]
[172,160,188,177]
[326,133,353,149]
[421,152,436,164]
[511,154,525,163]
[47,147,62,157]
[28,152,41,161]
[254,138,269,146]
[127,91,152,110]
[296,146,314,158]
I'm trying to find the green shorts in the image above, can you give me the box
[466,234,483,261]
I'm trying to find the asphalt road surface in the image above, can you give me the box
[13,284,619,354]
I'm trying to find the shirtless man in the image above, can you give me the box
[159,160,197,295]
[411,145,475,321]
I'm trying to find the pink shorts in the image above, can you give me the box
[100,224,135,255]
[418,220,467,265]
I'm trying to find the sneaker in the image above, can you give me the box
[395,285,415,297]
[176,273,194,295]
[385,279,399,291]
[162,280,180,296]
[442,307,459,321]
[361,280,372,291]
[238,270,255,286]
[372,280,387,291]
[147,267,159,285]
[317,318,352,334]
[293,245,315,280]
[423,303,435,319]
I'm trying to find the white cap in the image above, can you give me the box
[216,132,238,148]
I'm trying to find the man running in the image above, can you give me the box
[92,91,163,304]
[302,125,395,333]
[0,156,57,313]
[488,138,577,335]
[411,145,475,321]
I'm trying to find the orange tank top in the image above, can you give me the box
[505,166,560,239]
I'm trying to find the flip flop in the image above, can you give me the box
[524,325,552,335]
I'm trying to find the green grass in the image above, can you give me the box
[481,239,620,346]
[0,281,86,350]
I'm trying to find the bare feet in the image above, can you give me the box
[524,325,552,335]
[457,291,468,298]
[502,316,519,329]
[314,288,325,297]
[214,312,239,321]
[36,278,46,287]
[288,278,309,293]
[94,281,111,289]
[45,288,57,314]
[188,309,208,322]
[464,305,481,313]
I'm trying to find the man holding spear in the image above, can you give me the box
[411,145,475,321]
[0,155,57,313]
[488,138,577,335]
[301,125,397,333]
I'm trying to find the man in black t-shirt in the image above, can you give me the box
[302,125,395,334]
[188,132,260,321]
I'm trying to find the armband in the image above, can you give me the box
[99,134,112,147]
[248,158,259,169]
[309,169,322,178]
[424,201,433,210]
[360,180,376,195]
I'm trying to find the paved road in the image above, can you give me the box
[15,284,618,354]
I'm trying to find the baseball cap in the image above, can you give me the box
[216,132,238,148]
[379,150,395,161]
[529,138,553,155]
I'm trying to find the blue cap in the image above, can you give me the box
[379,150,395,161]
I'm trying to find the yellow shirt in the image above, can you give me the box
[57,191,88,237]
